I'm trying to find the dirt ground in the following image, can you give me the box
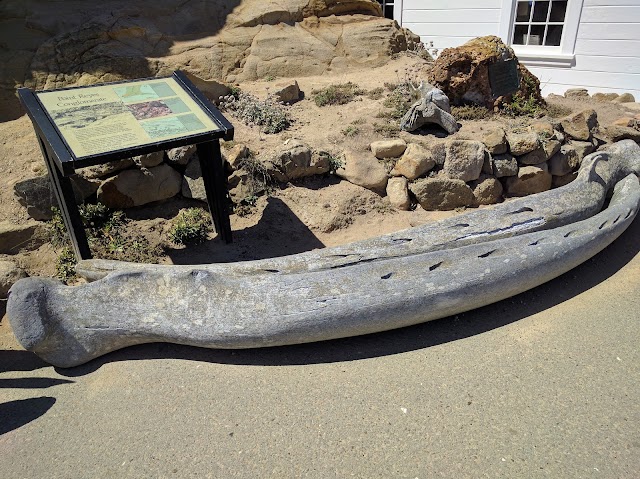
[1,53,639,281]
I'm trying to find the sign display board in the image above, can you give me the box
[36,77,222,159]
[488,59,520,98]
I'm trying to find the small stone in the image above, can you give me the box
[571,140,596,160]
[265,140,329,182]
[386,177,411,210]
[167,145,197,165]
[181,158,206,202]
[370,139,407,159]
[507,131,539,156]
[592,92,619,102]
[518,146,547,165]
[549,145,580,176]
[612,93,635,103]
[529,121,554,138]
[133,151,164,168]
[471,175,503,205]
[443,140,485,182]
[505,163,552,196]
[561,109,598,141]
[482,128,507,155]
[492,153,518,178]
[0,260,27,299]
[391,143,435,180]
[605,125,640,143]
[542,139,561,159]
[224,144,250,171]
[553,172,578,188]
[0,221,44,254]
[97,164,182,209]
[273,80,301,104]
[564,88,589,99]
[336,150,388,194]
[409,177,474,211]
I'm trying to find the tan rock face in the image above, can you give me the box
[386,177,411,210]
[336,150,388,194]
[1,0,418,120]
[482,128,507,155]
[371,139,407,159]
[391,143,435,180]
[506,131,539,156]
[471,175,503,205]
[443,140,485,182]
[505,163,552,196]
[561,109,599,141]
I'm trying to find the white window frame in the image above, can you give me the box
[499,0,584,67]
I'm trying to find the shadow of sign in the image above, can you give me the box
[0,397,56,435]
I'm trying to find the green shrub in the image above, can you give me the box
[56,246,77,283]
[451,105,491,120]
[219,91,291,133]
[341,125,360,137]
[169,208,212,246]
[367,87,384,100]
[373,122,400,138]
[312,82,364,106]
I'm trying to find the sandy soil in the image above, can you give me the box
[1,53,639,282]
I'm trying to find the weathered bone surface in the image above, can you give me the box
[400,82,459,134]
[7,141,640,368]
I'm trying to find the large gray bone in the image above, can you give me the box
[7,141,640,368]
[400,82,459,134]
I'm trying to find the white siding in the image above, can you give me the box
[527,0,640,97]
[400,0,503,51]
[400,0,640,98]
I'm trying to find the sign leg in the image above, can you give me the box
[197,140,232,243]
[37,137,92,260]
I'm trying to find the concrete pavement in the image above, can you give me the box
[0,218,638,478]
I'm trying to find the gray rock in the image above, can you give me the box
[181,158,206,202]
[13,174,99,220]
[409,177,474,210]
[0,260,27,299]
[390,143,435,180]
[561,109,598,141]
[542,139,562,160]
[133,151,165,168]
[227,169,252,203]
[370,139,407,159]
[266,140,330,182]
[518,146,547,165]
[272,80,301,104]
[97,164,182,209]
[482,128,507,155]
[443,140,485,182]
[492,153,519,178]
[471,175,503,205]
[386,177,411,210]
[549,145,580,176]
[507,131,539,156]
[0,221,45,254]
[8,141,640,367]
[400,84,459,134]
[505,163,552,196]
[336,150,388,194]
[167,145,197,166]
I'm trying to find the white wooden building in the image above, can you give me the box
[376,0,640,98]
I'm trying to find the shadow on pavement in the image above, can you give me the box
[54,216,640,376]
[0,378,74,389]
[0,397,56,435]
[0,351,49,374]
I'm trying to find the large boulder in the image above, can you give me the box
[409,177,474,211]
[1,0,420,120]
[427,36,544,109]
[264,140,330,182]
[443,140,485,182]
[336,150,388,194]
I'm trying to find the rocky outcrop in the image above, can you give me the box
[428,36,544,109]
[1,0,419,120]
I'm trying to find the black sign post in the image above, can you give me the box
[18,71,234,261]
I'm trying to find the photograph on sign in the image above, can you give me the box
[36,77,220,158]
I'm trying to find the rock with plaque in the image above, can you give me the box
[19,71,234,260]
[488,59,520,98]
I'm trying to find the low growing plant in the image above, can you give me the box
[450,105,491,121]
[312,82,364,107]
[219,91,291,133]
[169,208,212,246]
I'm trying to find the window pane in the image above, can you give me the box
[528,24,545,45]
[516,1,532,22]
[384,5,394,19]
[549,1,567,22]
[545,24,563,46]
[513,25,529,45]
[533,1,550,22]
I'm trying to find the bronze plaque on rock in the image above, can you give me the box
[488,59,520,98]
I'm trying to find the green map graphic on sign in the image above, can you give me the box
[114,83,177,103]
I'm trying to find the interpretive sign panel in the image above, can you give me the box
[488,59,520,98]
[36,77,222,159]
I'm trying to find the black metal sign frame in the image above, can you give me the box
[19,71,234,261]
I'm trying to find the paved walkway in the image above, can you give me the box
[1,219,638,478]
